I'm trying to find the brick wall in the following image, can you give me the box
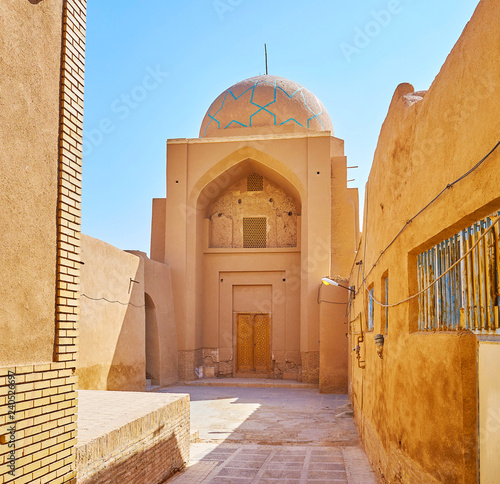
[76,395,190,484]
[0,1,86,482]
[0,364,78,483]
[54,0,86,364]
[301,351,319,383]
[178,350,203,382]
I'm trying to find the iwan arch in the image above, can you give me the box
[150,75,359,385]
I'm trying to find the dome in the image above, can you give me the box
[200,75,333,137]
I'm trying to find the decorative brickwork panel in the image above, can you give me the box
[243,218,267,249]
[247,173,264,191]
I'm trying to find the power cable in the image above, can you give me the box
[80,293,146,308]
[361,213,500,308]
[360,140,500,285]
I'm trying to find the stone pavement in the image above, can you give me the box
[161,382,377,483]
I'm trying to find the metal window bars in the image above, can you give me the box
[417,211,500,332]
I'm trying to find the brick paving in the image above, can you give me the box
[163,383,377,483]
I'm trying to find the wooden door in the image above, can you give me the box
[236,313,270,373]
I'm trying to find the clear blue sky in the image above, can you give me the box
[82,0,480,254]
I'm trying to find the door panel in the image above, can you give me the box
[236,313,270,373]
[237,314,254,371]
[253,314,270,372]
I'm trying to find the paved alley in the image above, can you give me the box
[161,382,377,483]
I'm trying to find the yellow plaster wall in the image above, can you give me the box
[0,0,64,365]
[349,0,500,481]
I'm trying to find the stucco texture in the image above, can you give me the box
[131,251,179,387]
[0,1,64,365]
[79,235,146,391]
[349,0,500,481]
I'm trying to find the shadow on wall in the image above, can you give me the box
[79,235,146,392]
[106,274,146,391]
[146,293,161,384]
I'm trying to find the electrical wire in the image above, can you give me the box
[317,284,349,304]
[361,213,500,308]
[80,293,146,308]
[360,140,500,285]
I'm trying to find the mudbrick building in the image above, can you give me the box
[1,0,499,482]
[149,75,359,387]
[347,0,500,482]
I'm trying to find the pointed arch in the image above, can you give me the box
[189,146,305,212]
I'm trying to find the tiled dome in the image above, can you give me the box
[200,75,333,137]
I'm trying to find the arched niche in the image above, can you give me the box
[207,172,300,249]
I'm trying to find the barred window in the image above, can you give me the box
[417,211,500,332]
[243,217,267,248]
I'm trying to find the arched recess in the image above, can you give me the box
[145,293,160,385]
[189,146,305,211]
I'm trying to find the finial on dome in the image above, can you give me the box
[265,44,268,76]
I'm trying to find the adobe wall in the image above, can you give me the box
[349,0,500,482]
[0,1,86,482]
[131,252,179,387]
[0,0,63,364]
[79,235,146,392]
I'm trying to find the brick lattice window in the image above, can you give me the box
[247,173,264,191]
[243,217,267,248]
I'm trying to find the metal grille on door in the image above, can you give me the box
[237,313,270,372]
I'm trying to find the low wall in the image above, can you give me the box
[76,390,190,483]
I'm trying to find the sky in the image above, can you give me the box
[82,0,480,255]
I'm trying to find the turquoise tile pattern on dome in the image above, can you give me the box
[201,75,333,137]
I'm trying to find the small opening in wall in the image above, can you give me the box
[218,213,222,217]
[220,279,224,282]
[288,212,293,216]
[283,278,286,282]
[247,173,264,191]
[316,171,320,175]
[175,180,179,184]
[238,199,242,204]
